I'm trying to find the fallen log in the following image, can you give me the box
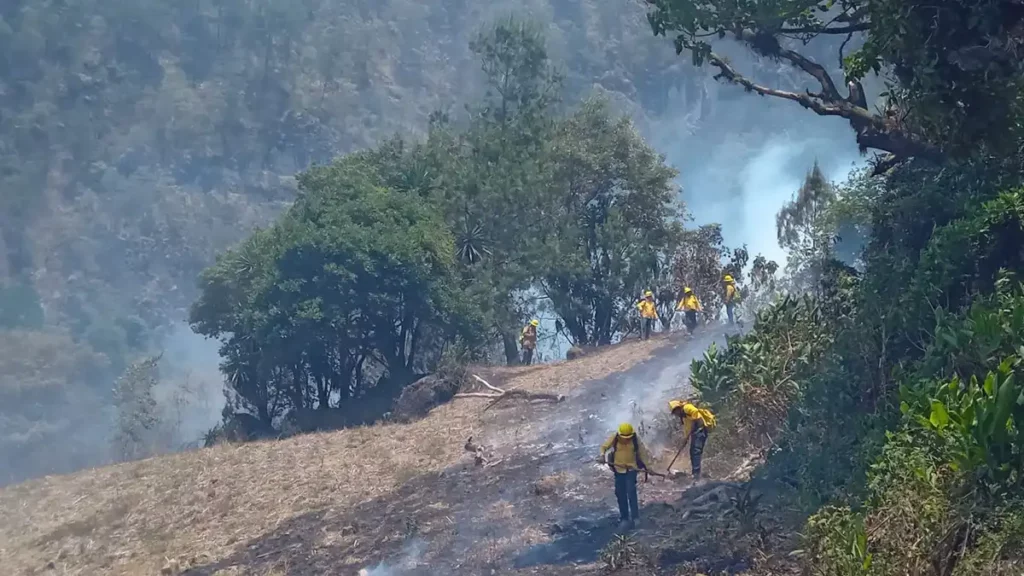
[454,375,565,410]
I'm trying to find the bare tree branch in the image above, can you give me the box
[780,22,870,35]
[707,51,942,166]
[733,29,842,100]
[453,374,565,410]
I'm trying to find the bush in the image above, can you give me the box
[112,355,162,461]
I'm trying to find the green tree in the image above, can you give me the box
[455,17,563,363]
[190,156,477,430]
[112,355,162,461]
[541,97,683,344]
[777,162,837,293]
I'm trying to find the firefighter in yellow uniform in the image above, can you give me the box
[520,319,539,365]
[636,290,658,340]
[675,287,702,333]
[598,422,651,530]
[723,274,738,325]
[668,400,716,480]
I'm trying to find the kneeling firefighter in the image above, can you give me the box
[598,423,652,530]
[668,400,716,480]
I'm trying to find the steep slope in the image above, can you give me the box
[0,329,754,576]
[0,0,862,486]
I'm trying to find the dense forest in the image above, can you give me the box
[0,0,855,484]
[661,0,1024,573]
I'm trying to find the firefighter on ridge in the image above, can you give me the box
[636,290,658,340]
[675,287,702,333]
[598,422,651,530]
[520,319,539,365]
[723,274,738,325]
[668,400,716,480]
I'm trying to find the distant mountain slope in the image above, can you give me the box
[0,0,860,483]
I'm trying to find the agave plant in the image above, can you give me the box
[457,221,491,265]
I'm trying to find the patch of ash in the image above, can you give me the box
[360,327,747,573]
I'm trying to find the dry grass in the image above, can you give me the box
[0,337,670,576]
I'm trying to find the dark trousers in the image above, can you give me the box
[726,302,735,324]
[614,470,639,521]
[521,347,534,365]
[684,311,698,332]
[690,428,709,477]
[641,318,655,340]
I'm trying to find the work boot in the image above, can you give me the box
[617,519,634,531]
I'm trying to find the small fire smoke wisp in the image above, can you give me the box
[358,538,427,576]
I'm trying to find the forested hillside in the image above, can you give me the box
[653,0,1024,573]
[0,0,860,484]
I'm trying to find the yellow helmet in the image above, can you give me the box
[668,399,685,413]
[644,290,653,298]
[530,319,539,327]
[724,274,734,283]
[617,423,635,438]
[684,287,693,294]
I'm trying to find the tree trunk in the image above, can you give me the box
[502,331,520,366]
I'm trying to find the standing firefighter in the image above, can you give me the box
[520,319,539,365]
[636,290,658,340]
[675,287,702,333]
[598,423,651,530]
[668,400,716,480]
[723,274,738,325]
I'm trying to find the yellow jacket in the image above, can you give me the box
[520,325,537,349]
[676,294,702,312]
[725,284,736,303]
[600,433,652,473]
[637,299,658,319]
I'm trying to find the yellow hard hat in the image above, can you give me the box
[530,319,539,327]
[668,399,685,413]
[617,422,635,438]
[644,290,653,297]
[683,404,699,417]
[724,274,734,283]
[684,287,693,294]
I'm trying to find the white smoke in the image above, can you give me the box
[152,322,225,447]
[358,538,428,576]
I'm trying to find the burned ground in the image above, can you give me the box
[0,328,798,576]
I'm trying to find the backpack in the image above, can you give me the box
[698,408,717,430]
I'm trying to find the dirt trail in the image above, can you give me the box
[183,326,744,576]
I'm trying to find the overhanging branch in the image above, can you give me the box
[706,51,942,166]
[707,53,842,117]
[779,23,870,34]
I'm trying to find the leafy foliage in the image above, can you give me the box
[190,156,471,428]
[540,97,684,345]
[113,355,162,461]
[901,278,1024,487]
[777,162,838,292]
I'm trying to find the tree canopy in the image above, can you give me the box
[189,18,749,432]
[190,156,475,426]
